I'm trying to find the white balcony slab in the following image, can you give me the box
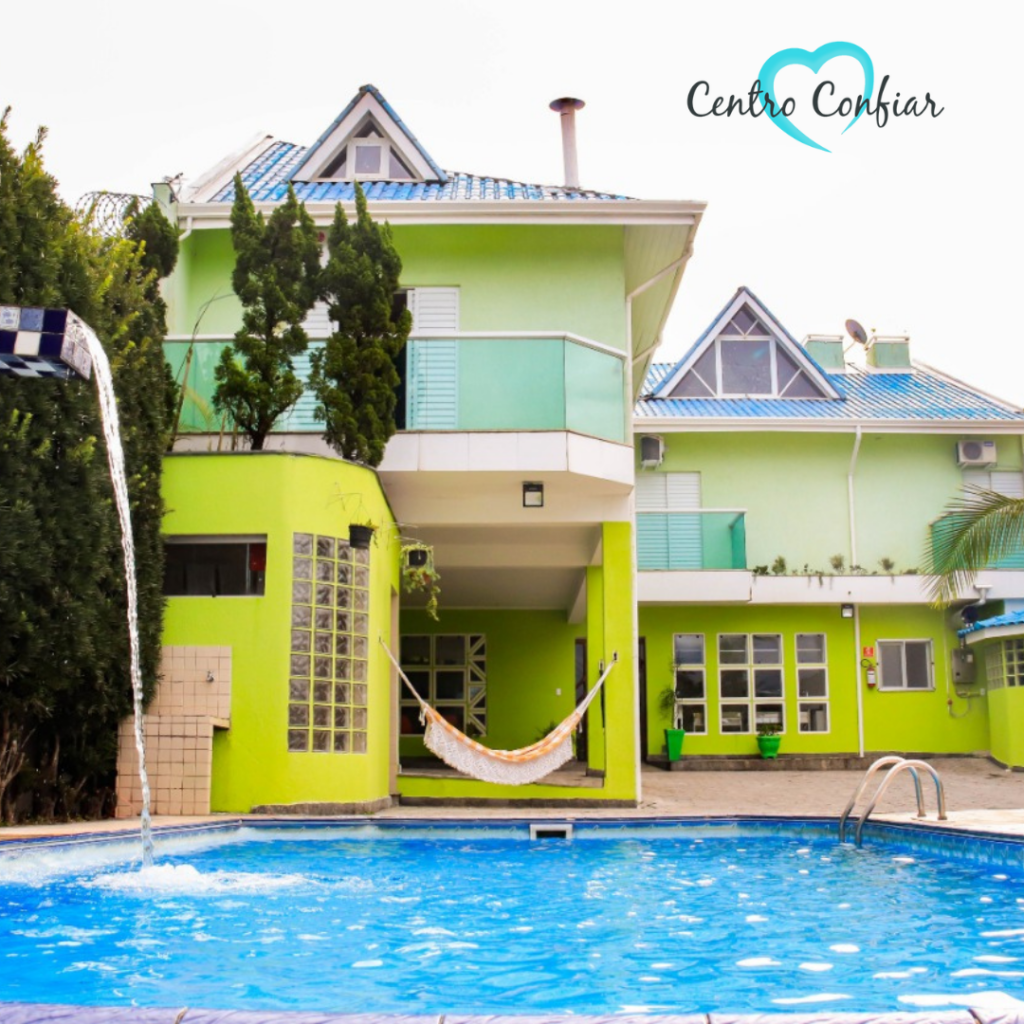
[638,571,752,604]
[380,430,633,484]
[638,570,1024,606]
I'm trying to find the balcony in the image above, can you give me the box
[404,335,626,443]
[636,511,747,571]
[929,517,1024,571]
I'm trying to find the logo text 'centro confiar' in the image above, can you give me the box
[686,42,944,152]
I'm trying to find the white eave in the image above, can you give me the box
[631,417,1024,435]
[173,198,704,229]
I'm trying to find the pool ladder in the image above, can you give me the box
[838,756,947,847]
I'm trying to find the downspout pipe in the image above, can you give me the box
[848,425,863,566]
[848,425,865,757]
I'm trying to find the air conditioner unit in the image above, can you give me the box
[639,435,664,469]
[956,439,996,468]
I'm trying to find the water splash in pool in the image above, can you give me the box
[80,324,153,867]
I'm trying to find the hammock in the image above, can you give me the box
[380,638,616,786]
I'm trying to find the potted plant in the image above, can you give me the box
[756,722,782,759]
[401,541,441,621]
[349,522,376,550]
[658,686,685,762]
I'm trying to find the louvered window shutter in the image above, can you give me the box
[635,473,703,569]
[410,287,459,334]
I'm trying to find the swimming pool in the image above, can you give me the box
[1,818,1022,1017]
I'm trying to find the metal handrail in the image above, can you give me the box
[854,759,947,847]
[838,756,924,843]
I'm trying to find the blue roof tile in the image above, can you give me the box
[959,609,1024,635]
[637,361,1024,423]
[210,142,631,204]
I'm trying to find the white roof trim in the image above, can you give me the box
[964,623,1024,644]
[174,199,703,229]
[631,417,1024,434]
[654,288,841,401]
[291,92,437,184]
[184,133,277,204]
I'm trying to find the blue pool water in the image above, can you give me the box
[0,820,1023,1015]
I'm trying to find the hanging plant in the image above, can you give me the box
[401,541,441,621]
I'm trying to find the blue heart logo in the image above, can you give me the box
[758,41,874,152]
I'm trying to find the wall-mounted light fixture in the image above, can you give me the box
[840,604,855,619]
[523,482,544,508]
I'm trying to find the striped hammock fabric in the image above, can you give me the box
[380,639,616,786]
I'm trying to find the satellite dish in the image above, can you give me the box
[845,319,868,346]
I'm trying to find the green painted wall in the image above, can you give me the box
[640,605,859,757]
[167,230,243,337]
[859,604,989,753]
[392,225,627,349]
[397,609,584,757]
[168,224,628,350]
[397,522,638,804]
[161,452,399,812]
[646,433,1022,573]
[987,686,1024,768]
[639,603,988,757]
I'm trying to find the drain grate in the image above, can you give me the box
[529,823,573,840]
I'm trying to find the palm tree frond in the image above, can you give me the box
[925,486,1024,605]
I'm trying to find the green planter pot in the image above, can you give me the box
[757,734,781,759]
[665,728,686,762]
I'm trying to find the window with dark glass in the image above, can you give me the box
[164,539,266,596]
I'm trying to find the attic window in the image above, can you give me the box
[669,304,827,400]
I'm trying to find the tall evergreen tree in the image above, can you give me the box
[309,184,411,466]
[213,176,321,450]
[0,111,178,821]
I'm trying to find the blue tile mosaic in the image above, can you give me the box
[0,306,93,381]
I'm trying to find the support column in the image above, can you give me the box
[585,522,638,802]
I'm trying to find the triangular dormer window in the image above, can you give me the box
[657,289,839,401]
[290,85,447,185]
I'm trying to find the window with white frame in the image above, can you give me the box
[985,639,1024,690]
[669,304,826,400]
[316,117,416,182]
[673,633,706,734]
[796,633,829,733]
[718,633,784,733]
[400,634,487,738]
[877,639,934,691]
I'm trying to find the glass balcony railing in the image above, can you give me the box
[404,336,627,443]
[165,334,628,444]
[929,517,1024,570]
[637,511,747,570]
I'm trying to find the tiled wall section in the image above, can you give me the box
[151,645,232,722]
[115,646,232,818]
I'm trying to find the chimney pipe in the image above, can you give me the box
[549,97,585,190]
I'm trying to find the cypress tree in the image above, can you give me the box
[213,176,321,450]
[309,183,412,466]
[0,112,178,821]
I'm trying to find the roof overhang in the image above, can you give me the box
[172,197,706,387]
[174,198,703,229]
[631,418,1024,435]
[964,622,1024,645]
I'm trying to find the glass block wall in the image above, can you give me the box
[289,533,371,752]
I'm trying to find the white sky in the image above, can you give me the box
[4,0,1022,404]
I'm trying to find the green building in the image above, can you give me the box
[116,85,1024,817]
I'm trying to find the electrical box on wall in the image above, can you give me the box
[951,648,976,685]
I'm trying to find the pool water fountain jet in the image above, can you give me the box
[0,305,154,867]
[81,326,155,867]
